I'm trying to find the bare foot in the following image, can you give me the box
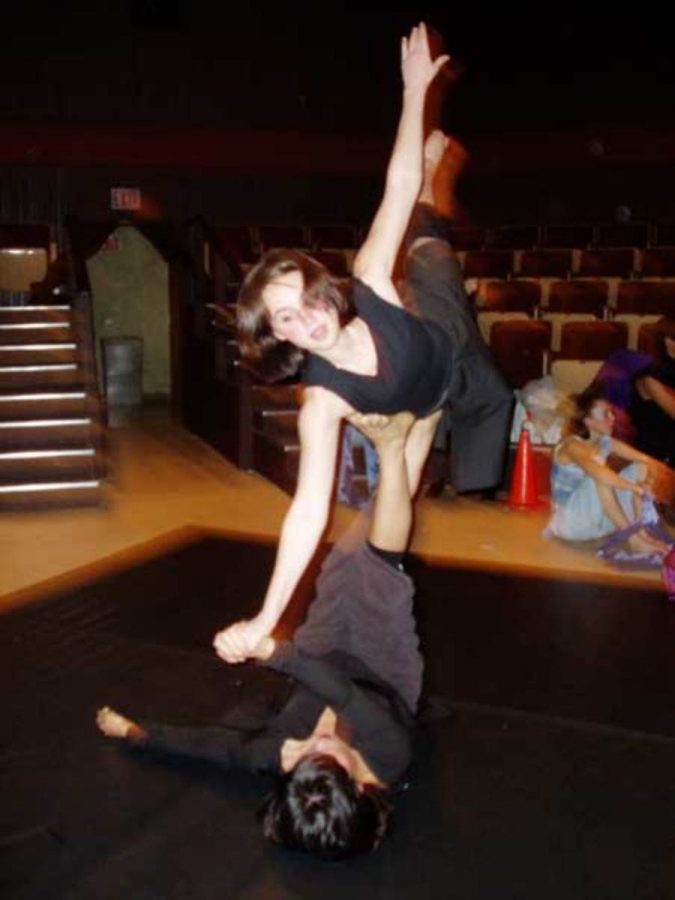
[640,529,671,555]
[97,706,137,739]
[424,129,450,170]
[627,529,669,557]
[419,130,468,217]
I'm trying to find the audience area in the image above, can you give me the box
[211,218,674,396]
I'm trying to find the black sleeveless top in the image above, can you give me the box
[301,279,451,417]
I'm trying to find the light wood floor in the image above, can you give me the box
[0,405,665,613]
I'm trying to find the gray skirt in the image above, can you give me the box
[293,542,423,715]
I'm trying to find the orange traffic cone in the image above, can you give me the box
[507,421,542,509]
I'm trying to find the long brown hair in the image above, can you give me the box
[565,382,607,439]
[237,249,354,382]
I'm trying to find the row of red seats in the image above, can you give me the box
[460,247,675,279]
[488,318,667,389]
[214,221,675,265]
[448,222,673,251]
[474,279,675,317]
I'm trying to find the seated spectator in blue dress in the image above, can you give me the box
[544,385,670,557]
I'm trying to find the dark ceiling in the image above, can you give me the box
[3,3,674,136]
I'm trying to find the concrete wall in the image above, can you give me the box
[87,224,170,396]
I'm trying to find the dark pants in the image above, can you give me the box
[294,542,423,715]
[404,237,514,492]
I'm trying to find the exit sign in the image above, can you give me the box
[111,188,141,210]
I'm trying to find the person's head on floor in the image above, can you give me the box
[260,754,390,861]
[237,248,354,382]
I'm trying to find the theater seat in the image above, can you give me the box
[549,359,603,396]
[447,225,485,250]
[542,314,604,352]
[641,248,675,278]
[463,250,514,279]
[314,250,351,278]
[488,224,539,249]
[637,318,674,356]
[557,320,628,360]
[258,225,309,250]
[615,281,675,317]
[490,319,551,388]
[477,279,540,314]
[594,222,650,248]
[577,248,636,278]
[310,224,360,250]
[611,314,662,350]
[545,280,608,315]
[519,250,572,278]
[540,224,593,249]
[476,311,530,344]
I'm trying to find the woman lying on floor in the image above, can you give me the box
[544,384,671,558]
[97,412,423,861]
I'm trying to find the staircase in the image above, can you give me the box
[205,307,302,495]
[250,382,301,494]
[0,297,106,511]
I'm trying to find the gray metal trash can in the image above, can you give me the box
[101,336,143,406]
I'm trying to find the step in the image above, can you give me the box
[0,391,88,421]
[253,415,300,451]
[251,383,300,412]
[0,479,103,511]
[0,322,73,344]
[0,344,78,366]
[0,418,98,451]
[253,408,299,432]
[252,432,299,495]
[0,305,72,324]
[0,363,84,391]
[0,448,99,481]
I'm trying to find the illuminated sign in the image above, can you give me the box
[110,188,141,211]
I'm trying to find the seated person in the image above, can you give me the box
[97,411,423,861]
[630,318,675,468]
[544,385,670,556]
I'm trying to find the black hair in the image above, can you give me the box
[259,754,390,861]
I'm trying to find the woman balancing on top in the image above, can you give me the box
[215,23,513,664]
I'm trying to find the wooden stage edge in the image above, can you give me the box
[2,523,663,615]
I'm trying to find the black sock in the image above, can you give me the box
[367,541,405,570]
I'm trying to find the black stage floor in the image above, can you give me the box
[2,536,675,899]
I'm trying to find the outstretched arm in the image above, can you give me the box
[213,387,351,663]
[353,23,449,304]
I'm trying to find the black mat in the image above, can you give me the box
[2,536,675,899]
